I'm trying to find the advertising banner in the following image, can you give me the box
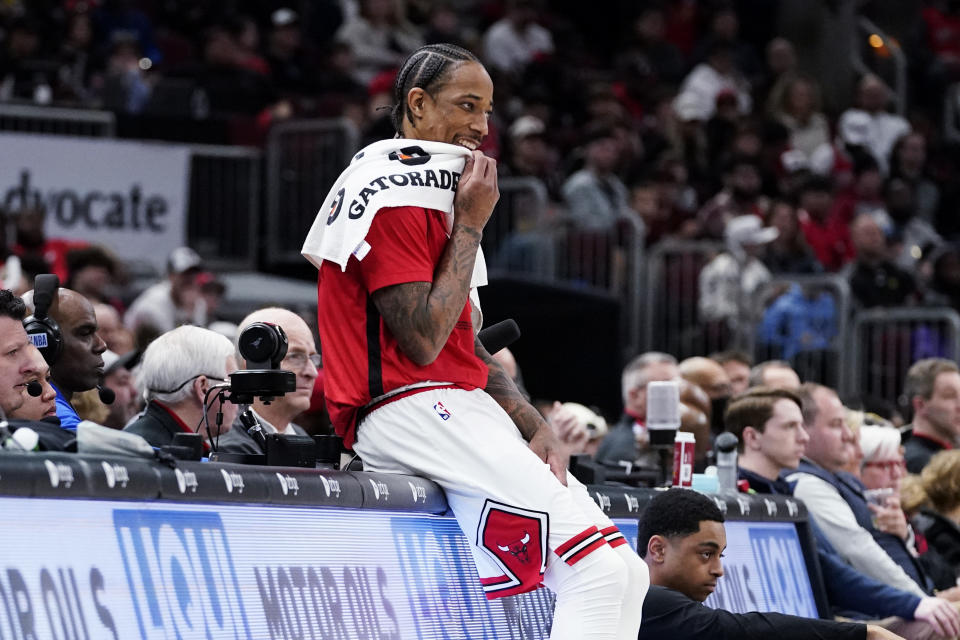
[0,496,640,640]
[0,133,190,270]
[704,519,818,618]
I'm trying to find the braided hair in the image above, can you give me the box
[391,44,480,135]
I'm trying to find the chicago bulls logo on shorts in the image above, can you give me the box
[476,500,548,599]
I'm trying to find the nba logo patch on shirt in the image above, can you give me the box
[434,401,452,421]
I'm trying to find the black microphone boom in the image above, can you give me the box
[477,319,521,356]
[97,385,115,405]
[25,381,42,397]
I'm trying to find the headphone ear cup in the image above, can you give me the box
[23,315,63,365]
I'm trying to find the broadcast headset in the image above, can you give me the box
[23,274,63,365]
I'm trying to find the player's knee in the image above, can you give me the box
[577,549,629,598]
[619,548,650,602]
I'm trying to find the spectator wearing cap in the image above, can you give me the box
[217,308,317,453]
[838,74,910,174]
[264,8,315,97]
[335,0,423,88]
[482,0,554,78]
[100,349,141,429]
[125,247,207,342]
[562,124,635,231]
[698,215,776,332]
[501,115,562,201]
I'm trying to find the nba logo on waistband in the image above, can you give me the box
[434,401,452,420]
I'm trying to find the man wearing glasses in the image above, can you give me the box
[216,307,319,454]
[125,325,238,451]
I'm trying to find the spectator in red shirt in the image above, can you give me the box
[797,175,855,271]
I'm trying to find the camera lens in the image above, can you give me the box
[239,322,282,364]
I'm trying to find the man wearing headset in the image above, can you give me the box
[22,280,107,430]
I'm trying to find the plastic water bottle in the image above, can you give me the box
[715,431,739,494]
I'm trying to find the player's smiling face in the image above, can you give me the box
[406,61,493,149]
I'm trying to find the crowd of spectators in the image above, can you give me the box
[5,1,960,356]
[5,2,960,635]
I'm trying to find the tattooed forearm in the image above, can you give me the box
[372,222,481,366]
[476,337,547,442]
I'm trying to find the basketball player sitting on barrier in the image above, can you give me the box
[637,487,904,640]
[302,44,648,639]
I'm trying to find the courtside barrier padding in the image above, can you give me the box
[0,451,809,521]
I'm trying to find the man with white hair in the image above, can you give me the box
[217,307,318,453]
[595,352,678,468]
[124,325,238,451]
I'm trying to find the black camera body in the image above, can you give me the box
[228,322,296,405]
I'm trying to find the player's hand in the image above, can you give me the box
[864,625,905,640]
[454,150,498,232]
[913,596,960,638]
[529,424,569,486]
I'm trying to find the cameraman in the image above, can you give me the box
[217,307,318,453]
[125,326,238,451]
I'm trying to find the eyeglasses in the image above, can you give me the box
[863,460,906,472]
[150,374,227,395]
[284,352,321,371]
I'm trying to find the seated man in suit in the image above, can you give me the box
[217,307,318,453]
[637,487,901,639]
[125,325,237,452]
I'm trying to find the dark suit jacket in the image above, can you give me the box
[638,585,865,640]
[123,401,190,448]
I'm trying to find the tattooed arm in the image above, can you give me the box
[370,150,498,366]
[372,222,482,365]
[476,336,569,485]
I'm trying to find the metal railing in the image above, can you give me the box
[846,307,960,405]
[186,144,262,270]
[0,103,115,137]
[852,17,907,115]
[643,240,723,358]
[265,118,360,267]
[751,275,852,391]
[484,177,555,280]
